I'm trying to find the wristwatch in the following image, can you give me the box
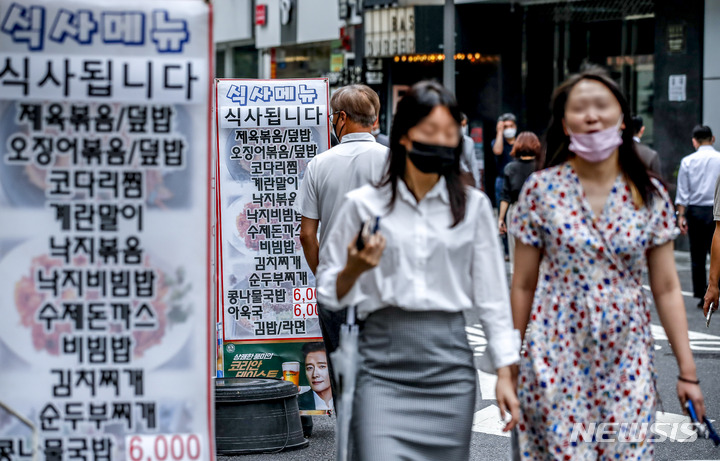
[675,211,685,219]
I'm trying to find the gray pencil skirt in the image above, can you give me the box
[351,307,477,461]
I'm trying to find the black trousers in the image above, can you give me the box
[687,205,715,298]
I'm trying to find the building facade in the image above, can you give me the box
[212,0,715,210]
[360,0,708,209]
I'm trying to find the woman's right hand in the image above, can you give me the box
[344,232,386,277]
[336,232,386,300]
[678,380,705,422]
[496,366,520,432]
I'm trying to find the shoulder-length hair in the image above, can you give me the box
[511,131,543,171]
[544,66,658,206]
[379,80,466,226]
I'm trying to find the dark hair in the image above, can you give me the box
[631,115,644,135]
[330,84,380,127]
[380,80,466,226]
[544,66,658,206]
[301,342,325,360]
[693,125,714,143]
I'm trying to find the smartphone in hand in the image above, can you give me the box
[707,302,715,328]
[356,217,380,251]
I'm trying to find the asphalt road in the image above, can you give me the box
[219,251,720,461]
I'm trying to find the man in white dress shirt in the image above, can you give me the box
[676,125,720,307]
[295,84,389,404]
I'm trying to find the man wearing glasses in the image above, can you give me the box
[295,84,389,409]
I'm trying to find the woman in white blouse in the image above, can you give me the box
[316,81,520,460]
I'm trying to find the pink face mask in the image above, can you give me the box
[567,117,624,162]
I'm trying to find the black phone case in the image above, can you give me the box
[355,222,366,251]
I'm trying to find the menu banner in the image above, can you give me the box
[214,78,329,343]
[0,1,213,460]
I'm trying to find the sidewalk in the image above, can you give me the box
[217,415,337,461]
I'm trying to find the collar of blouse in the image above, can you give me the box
[397,175,450,206]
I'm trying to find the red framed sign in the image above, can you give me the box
[214,78,330,413]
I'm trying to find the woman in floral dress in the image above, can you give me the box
[509,68,706,460]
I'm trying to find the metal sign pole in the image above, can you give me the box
[443,0,455,95]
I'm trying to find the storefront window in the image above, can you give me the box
[233,46,258,79]
[275,43,332,79]
[607,55,655,147]
[216,49,226,78]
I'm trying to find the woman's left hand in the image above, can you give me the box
[498,218,507,235]
[678,380,705,422]
[496,367,520,431]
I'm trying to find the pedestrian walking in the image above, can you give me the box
[295,84,389,409]
[676,125,720,308]
[631,115,661,175]
[372,118,390,147]
[492,112,518,204]
[317,81,520,461]
[497,131,540,272]
[461,112,481,188]
[510,67,705,460]
[493,112,517,259]
[702,174,720,318]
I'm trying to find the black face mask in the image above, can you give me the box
[407,140,458,174]
[330,129,340,147]
[331,118,344,145]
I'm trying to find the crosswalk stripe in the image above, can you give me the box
[472,405,510,437]
[477,370,497,400]
[465,326,485,337]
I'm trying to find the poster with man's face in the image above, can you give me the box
[299,342,333,411]
[222,340,333,415]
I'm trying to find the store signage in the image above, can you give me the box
[669,74,687,102]
[365,58,384,85]
[280,0,293,26]
[339,0,363,24]
[256,4,267,26]
[667,23,686,54]
[364,6,415,58]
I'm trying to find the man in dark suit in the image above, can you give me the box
[632,115,661,175]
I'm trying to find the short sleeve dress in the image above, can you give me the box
[509,163,678,460]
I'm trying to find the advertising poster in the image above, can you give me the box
[0,1,214,461]
[222,340,333,415]
[214,78,329,414]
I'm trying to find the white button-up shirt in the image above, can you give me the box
[316,177,520,370]
[313,392,333,411]
[294,132,389,246]
[676,145,720,207]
